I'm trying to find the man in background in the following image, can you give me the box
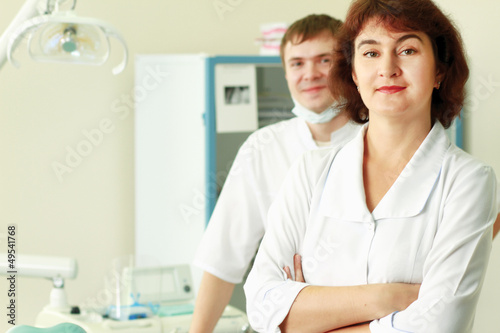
[189,14,361,332]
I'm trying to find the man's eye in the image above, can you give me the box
[363,51,378,58]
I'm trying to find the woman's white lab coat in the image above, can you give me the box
[244,122,497,333]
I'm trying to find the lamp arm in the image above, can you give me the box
[98,22,129,75]
[0,0,41,71]
[7,14,52,69]
[0,253,78,279]
[45,0,77,15]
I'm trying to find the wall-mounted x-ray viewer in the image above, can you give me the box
[215,64,258,133]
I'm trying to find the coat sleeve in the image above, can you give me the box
[370,163,497,333]
[244,148,335,333]
[193,134,274,284]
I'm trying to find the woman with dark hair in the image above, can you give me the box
[330,0,468,126]
[244,0,497,332]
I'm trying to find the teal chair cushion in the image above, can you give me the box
[7,323,86,333]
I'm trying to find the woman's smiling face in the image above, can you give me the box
[352,18,442,122]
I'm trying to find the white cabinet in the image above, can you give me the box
[134,54,207,289]
[134,54,290,294]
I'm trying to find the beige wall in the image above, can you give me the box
[0,0,498,332]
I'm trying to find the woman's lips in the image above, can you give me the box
[377,86,406,94]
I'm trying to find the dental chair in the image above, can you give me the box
[7,323,86,333]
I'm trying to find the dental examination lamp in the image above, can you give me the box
[0,253,78,310]
[0,0,128,74]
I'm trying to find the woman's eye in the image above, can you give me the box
[401,49,416,55]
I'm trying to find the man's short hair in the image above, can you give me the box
[280,14,343,64]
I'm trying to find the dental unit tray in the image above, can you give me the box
[118,265,195,318]
[34,264,252,332]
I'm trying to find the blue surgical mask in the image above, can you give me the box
[291,98,341,124]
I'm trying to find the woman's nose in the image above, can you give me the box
[378,54,401,78]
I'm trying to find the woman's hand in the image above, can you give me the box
[283,254,305,282]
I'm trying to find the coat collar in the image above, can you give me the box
[318,122,450,222]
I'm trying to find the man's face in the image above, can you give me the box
[284,30,336,113]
